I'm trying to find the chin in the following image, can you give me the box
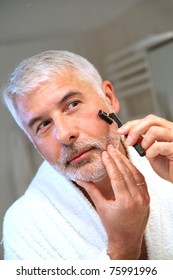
[66,165,107,182]
[52,161,107,182]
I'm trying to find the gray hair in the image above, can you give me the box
[2,50,105,130]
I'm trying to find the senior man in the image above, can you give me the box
[2,50,173,259]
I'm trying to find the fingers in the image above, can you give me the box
[142,126,173,150]
[146,141,173,159]
[77,144,149,213]
[118,114,173,183]
[76,180,106,211]
[102,147,131,197]
[77,144,150,259]
[102,145,149,200]
[117,114,173,146]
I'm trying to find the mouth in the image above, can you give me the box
[67,148,94,165]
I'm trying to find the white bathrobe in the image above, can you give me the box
[2,147,173,259]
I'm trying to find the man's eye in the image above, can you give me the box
[37,120,51,132]
[67,100,80,109]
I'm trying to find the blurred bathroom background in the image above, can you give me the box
[1,0,173,259]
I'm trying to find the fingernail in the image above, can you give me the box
[102,150,109,158]
[117,126,126,133]
[108,144,115,152]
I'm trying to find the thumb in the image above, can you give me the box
[76,180,104,210]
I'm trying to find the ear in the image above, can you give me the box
[102,80,120,114]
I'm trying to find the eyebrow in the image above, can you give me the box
[58,91,81,106]
[28,116,44,129]
[27,91,82,129]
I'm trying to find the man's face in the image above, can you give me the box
[15,72,120,182]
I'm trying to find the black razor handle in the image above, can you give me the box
[98,110,145,157]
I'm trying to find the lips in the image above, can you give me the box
[67,148,93,164]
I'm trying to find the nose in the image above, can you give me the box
[53,115,79,145]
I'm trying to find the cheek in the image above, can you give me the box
[79,110,111,137]
[34,138,61,164]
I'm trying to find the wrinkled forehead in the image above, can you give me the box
[14,73,102,114]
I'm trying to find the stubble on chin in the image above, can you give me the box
[52,132,120,182]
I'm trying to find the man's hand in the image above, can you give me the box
[117,114,173,183]
[77,145,150,259]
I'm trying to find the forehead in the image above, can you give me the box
[14,72,103,123]
[15,71,98,105]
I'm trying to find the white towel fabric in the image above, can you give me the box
[3,147,173,259]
